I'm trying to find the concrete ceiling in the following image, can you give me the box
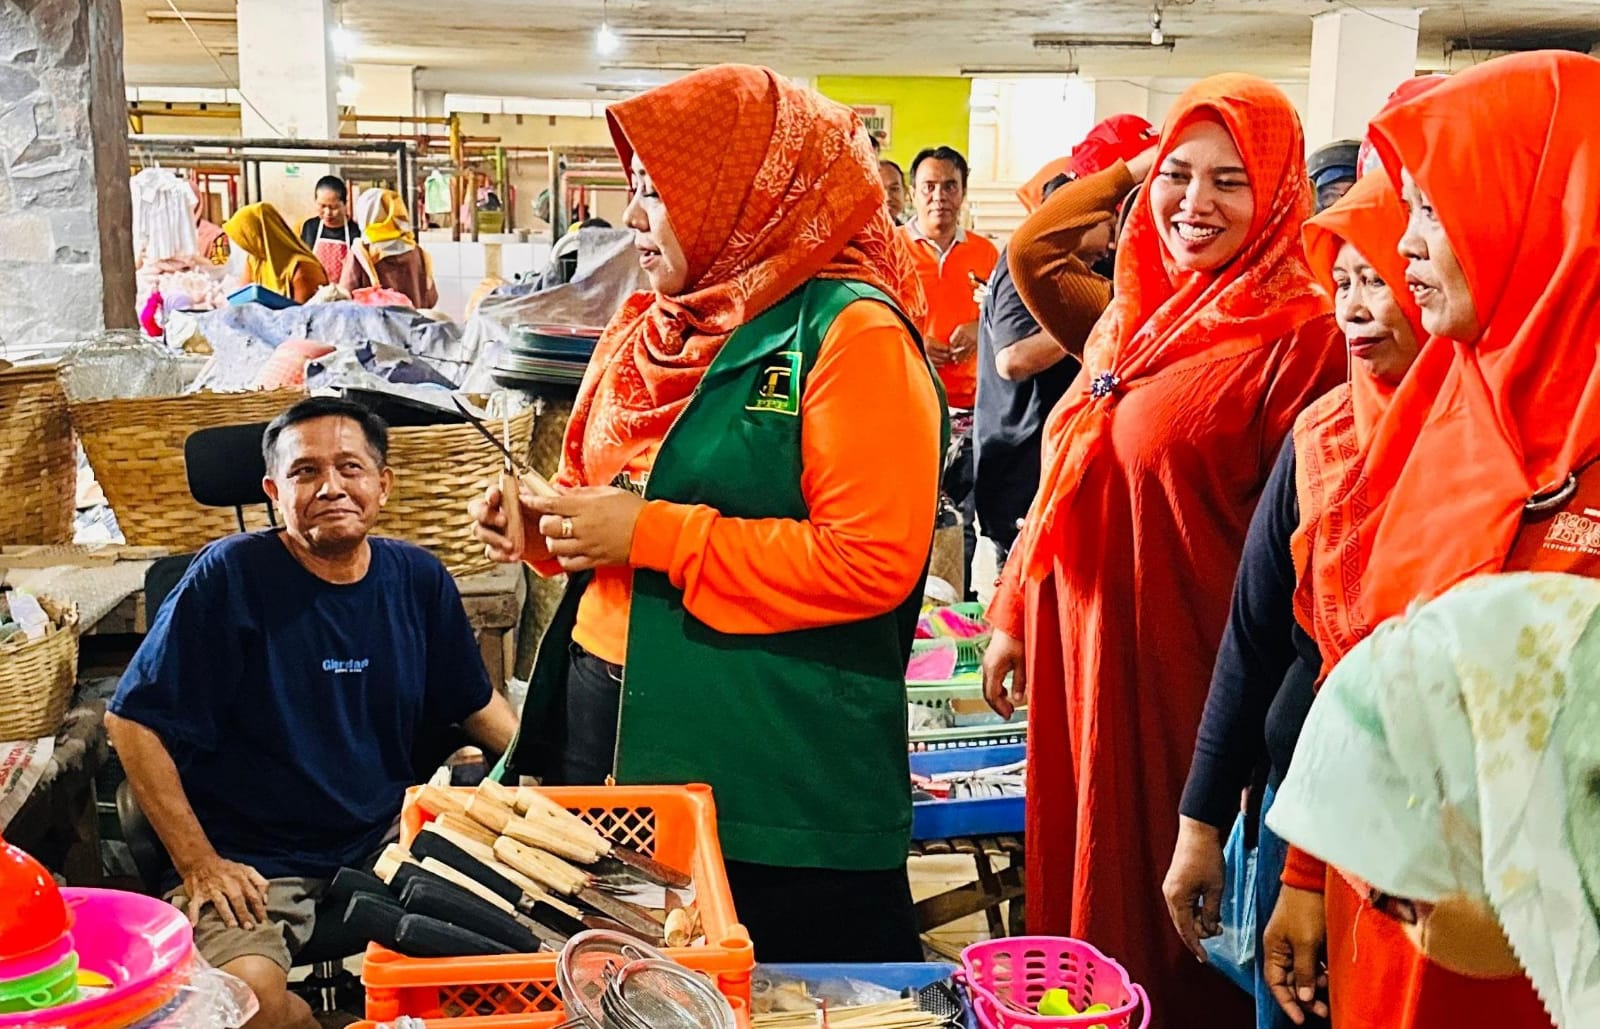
[122,0,1600,98]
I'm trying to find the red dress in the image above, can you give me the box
[997,74,1343,1026]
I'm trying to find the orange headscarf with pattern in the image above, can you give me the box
[1288,172,1426,669]
[1325,50,1600,658]
[1016,75,1329,580]
[556,64,925,489]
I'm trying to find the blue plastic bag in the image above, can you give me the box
[1201,810,1258,994]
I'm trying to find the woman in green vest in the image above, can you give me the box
[468,65,946,961]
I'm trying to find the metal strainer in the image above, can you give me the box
[554,930,734,1029]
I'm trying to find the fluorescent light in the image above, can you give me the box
[615,28,745,44]
[338,75,360,97]
[331,27,359,58]
[1034,34,1176,51]
[596,21,622,56]
[146,10,236,23]
[602,61,713,72]
[960,67,1080,77]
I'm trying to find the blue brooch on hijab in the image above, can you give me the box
[1090,371,1120,399]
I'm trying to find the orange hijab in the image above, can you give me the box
[1288,173,1426,666]
[557,65,925,489]
[1017,75,1329,579]
[1329,50,1600,654]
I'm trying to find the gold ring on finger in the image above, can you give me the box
[561,516,574,539]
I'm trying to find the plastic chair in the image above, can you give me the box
[143,422,275,619]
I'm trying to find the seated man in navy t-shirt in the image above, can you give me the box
[107,397,519,1029]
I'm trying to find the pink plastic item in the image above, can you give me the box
[958,937,1150,1029]
[0,834,73,984]
[0,889,195,1029]
[257,338,335,390]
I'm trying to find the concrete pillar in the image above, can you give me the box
[0,0,136,359]
[352,64,417,118]
[236,0,337,213]
[1306,7,1420,149]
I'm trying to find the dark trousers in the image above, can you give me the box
[560,645,924,962]
[943,413,978,601]
[725,860,924,963]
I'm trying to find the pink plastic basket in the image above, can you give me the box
[957,937,1150,1029]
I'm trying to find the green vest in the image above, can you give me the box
[505,278,948,870]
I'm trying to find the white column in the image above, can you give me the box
[236,0,338,213]
[351,64,418,118]
[1306,7,1420,149]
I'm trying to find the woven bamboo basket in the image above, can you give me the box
[0,366,75,545]
[381,408,536,578]
[0,598,79,743]
[68,391,303,548]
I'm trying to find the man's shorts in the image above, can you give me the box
[166,877,326,972]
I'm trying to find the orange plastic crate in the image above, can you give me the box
[361,783,755,1021]
[350,993,751,1028]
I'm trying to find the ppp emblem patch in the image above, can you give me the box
[747,350,803,416]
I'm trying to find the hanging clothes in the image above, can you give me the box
[991,74,1341,1028]
[423,171,453,217]
[130,169,201,264]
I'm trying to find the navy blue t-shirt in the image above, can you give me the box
[111,530,492,882]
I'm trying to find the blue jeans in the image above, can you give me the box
[1255,784,1326,1029]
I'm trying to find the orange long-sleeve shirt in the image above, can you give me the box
[557,298,942,666]
[901,223,999,409]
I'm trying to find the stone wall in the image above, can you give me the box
[0,0,134,359]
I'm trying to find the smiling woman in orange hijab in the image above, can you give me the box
[984,75,1341,1025]
[1265,50,1600,1029]
[468,65,944,962]
[1165,170,1426,1029]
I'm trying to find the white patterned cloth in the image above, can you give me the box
[1268,572,1600,1029]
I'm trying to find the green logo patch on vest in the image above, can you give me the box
[746,350,803,415]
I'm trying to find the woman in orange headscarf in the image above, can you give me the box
[983,75,1342,1025]
[468,65,943,962]
[1263,50,1600,1029]
[1164,171,1425,1029]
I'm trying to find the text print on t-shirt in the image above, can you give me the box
[1542,509,1600,559]
[323,658,371,674]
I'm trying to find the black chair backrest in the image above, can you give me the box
[184,422,271,512]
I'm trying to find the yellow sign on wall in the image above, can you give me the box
[852,104,893,148]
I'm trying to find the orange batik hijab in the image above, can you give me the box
[1016,75,1329,580]
[1289,173,1427,671]
[1325,51,1600,655]
[556,64,925,490]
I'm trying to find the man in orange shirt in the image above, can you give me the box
[901,145,999,598]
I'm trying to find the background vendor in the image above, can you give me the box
[223,203,329,305]
[299,175,357,282]
[108,397,517,1029]
[339,188,439,308]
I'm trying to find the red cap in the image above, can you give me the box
[1068,113,1159,179]
[0,835,70,961]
